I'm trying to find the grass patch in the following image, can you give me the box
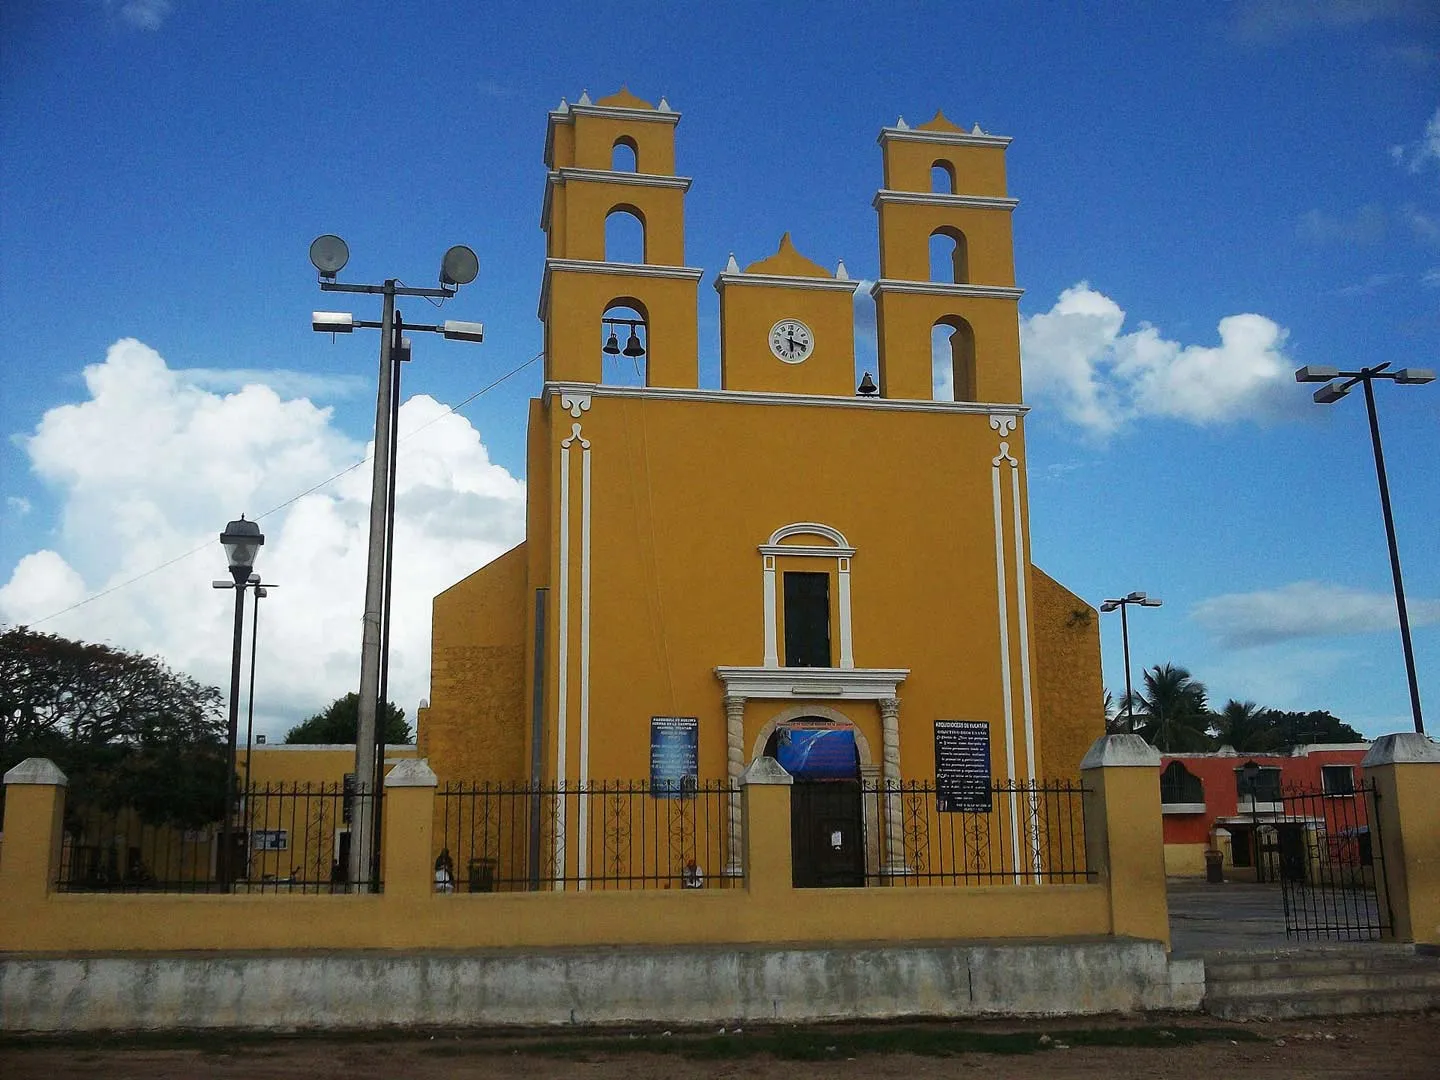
[4,1023,1262,1061]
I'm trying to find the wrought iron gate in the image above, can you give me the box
[1277,781,1392,941]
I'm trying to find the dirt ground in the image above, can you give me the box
[3,1013,1436,1080]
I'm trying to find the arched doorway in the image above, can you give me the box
[765,718,865,888]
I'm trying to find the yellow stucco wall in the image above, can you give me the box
[423,543,530,783]
[1031,567,1105,782]
[1164,843,1210,878]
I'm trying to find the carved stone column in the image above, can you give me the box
[879,697,907,875]
[724,694,747,876]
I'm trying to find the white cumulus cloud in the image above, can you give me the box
[1019,284,1297,436]
[1192,580,1440,649]
[0,338,526,740]
[112,0,174,31]
[1390,106,1440,173]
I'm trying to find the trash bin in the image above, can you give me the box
[467,857,496,893]
[1204,848,1224,884]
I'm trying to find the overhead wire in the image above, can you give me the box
[19,349,542,628]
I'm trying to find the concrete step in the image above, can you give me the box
[1208,968,1440,1000]
[1207,986,1440,1020]
[1202,946,1440,1019]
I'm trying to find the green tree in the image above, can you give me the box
[1258,708,1364,749]
[1122,663,1214,752]
[1211,699,1282,753]
[0,626,227,827]
[285,692,411,745]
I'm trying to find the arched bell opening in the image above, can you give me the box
[600,297,649,386]
[611,136,639,173]
[928,226,969,284]
[604,204,646,264]
[930,159,957,194]
[931,316,976,402]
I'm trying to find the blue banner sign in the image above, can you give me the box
[774,724,858,780]
[650,715,699,797]
[934,720,992,813]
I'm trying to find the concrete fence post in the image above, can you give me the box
[382,758,439,901]
[0,758,68,904]
[1080,735,1169,947]
[1362,732,1440,946]
[740,755,793,901]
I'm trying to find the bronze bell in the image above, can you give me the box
[623,327,646,357]
[857,371,878,396]
[602,330,621,355]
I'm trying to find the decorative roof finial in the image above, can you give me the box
[658,95,673,112]
[578,89,592,106]
[896,116,909,130]
[971,122,983,135]
[725,253,740,274]
[835,259,849,281]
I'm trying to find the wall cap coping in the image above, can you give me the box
[384,759,439,788]
[545,381,1029,417]
[1080,734,1161,770]
[3,757,68,787]
[740,756,793,786]
[1362,732,1440,767]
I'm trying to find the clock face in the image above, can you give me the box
[769,319,814,364]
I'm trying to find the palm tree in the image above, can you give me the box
[1122,663,1214,752]
[1212,699,1281,752]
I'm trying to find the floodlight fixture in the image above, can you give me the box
[1141,598,1163,608]
[1125,591,1147,602]
[1394,368,1436,385]
[309,234,350,278]
[313,311,355,334]
[1099,601,1118,612]
[441,320,486,343]
[1313,382,1350,405]
[1295,365,1340,383]
[440,245,479,287]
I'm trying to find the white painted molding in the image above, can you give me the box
[713,271,861,295]
[872,190,1020,212]
[989,414,1017,437]
[765,521,851,548]
[538,260,705,320]
[383,759,438,788]
[1361,732,1440,767]
[1080,734,1163,770]
[740,756,793,786]
[1161,802,1208,815]
[560,392,592,419]
[715,666,908,700]
[869,279,1024,301]
[565,103,682,125]
[3,757,68,787]
[543,382,1029,417]
[878,126,1012,148]
[758,543,856,559]
[551,167,692,191]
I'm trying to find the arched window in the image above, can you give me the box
[1160,761,1204,805]
[931,160,956,194]
[929,226,969,284]
[931,317,976,402]
[604,205,646,264]
[600,298,648,386]
[611,136,638,173]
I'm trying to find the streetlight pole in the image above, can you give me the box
[1296,363,1434,735]
[1100,591,1164,734]
[241,581,275,810]
[308,235,484,890]
[215,516,264,890]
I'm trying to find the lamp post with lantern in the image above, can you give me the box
[213,516,263,888]
[1099,591,1164,734]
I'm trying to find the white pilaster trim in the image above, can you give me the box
[762,555,779,668]
[554,438,570,889]
[576,439,593,886]
[837,558,854,669]
[991,433,1022,883]
[1007,450,1041,882]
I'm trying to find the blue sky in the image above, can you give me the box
[1,1,1437,742]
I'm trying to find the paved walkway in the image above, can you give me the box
[1167,879,1294,956]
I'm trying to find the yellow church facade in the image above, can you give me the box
[419,89,1103,883]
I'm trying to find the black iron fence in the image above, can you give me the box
[436,780,739,891]
[56,783,381,894]
[1277,781,1391,941]
[861,779,1092,886]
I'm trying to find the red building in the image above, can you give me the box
[1159,744,1370,879]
